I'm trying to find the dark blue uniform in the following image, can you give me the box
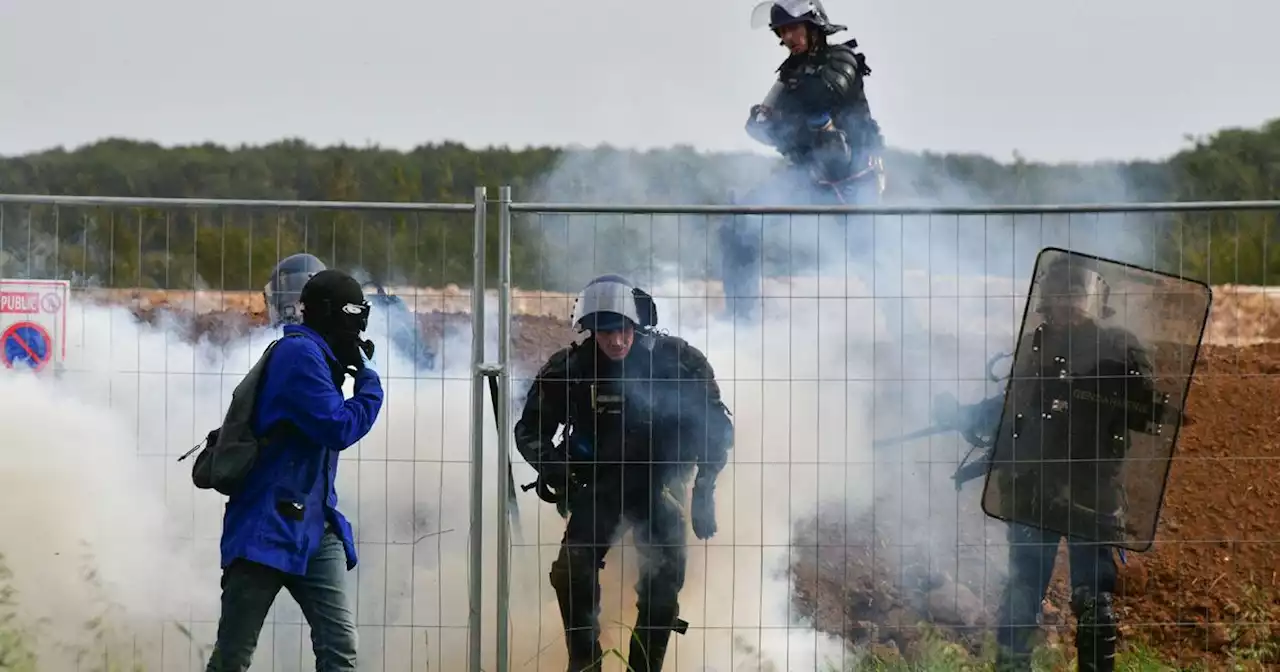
[515,330,732,672]
[722,1,885,322]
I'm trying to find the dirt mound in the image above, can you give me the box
[113,294,1280,669]
[124,298,575,366]
[792,342,1280,668]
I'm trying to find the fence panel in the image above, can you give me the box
[496,192,1280,671]
[3,190,1279,672]
[0,193,487,672]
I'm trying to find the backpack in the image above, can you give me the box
[179,332,307,496]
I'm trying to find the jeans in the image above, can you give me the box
[205,531,358,672]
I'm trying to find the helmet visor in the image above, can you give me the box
[751,0,818,29]
[571,278,640,329]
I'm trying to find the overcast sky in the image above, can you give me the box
[1,0,1276,163]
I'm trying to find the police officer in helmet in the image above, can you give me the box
[514,274,734,672]
[966,254,1157,672]
[264,252,328,327]
[719,0,886,322]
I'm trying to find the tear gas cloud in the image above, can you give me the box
[505,138,1161,669]
[0,296,495,670]
[0,158,1159,672]
[0,156,1159,672]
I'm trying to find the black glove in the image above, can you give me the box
[358,338,375,361]
[537,460,573,497]
[691,481,717,540]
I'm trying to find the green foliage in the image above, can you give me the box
[0,555,39,672]
[1,122,1278,292]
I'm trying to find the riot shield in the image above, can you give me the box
[979,247,1211,552]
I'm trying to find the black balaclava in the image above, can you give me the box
[300,269,370,369]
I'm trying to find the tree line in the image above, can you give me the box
[0,119,1277,292]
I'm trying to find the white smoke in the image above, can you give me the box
[500,138,1159,669]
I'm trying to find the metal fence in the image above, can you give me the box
[1,190,1279,671]
[0,192,488,671]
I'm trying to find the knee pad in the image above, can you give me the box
[1071,588,1118,627]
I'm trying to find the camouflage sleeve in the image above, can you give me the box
[513,346,572,473]
[667,337,734,487]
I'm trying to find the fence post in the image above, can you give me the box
[494,185,514,672]
[467,185,488,672]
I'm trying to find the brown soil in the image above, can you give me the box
[120,298,1280,670]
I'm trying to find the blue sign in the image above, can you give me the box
[1,321,51,372]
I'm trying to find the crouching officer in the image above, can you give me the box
[514,274,734,672]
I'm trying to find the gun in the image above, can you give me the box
[871,352,1012,491]
[518,432,596,519]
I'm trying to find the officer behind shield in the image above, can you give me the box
[963,255,1159,672]
[513,274,734,672]
[719,0,885,322]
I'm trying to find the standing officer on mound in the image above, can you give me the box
[719,0,886,322]
[204,258,383,671]
[514,274,735,672]
[949,251,1201,672]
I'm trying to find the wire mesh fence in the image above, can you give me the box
[498,195,1280,672]
[0,194,487,671]
[0,191,1278,671]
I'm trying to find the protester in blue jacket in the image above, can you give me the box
[205,262,384,672]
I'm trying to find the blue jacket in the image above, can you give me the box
[219,324,384,575]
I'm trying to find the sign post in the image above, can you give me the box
[1,279,70,374]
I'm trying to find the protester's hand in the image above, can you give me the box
[357,339,378,376]
[691,481,717,540]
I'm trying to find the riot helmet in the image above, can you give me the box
[264,253,327,327]
[1035,255,1115,322]
[750,0,847,35]
[570,274,658,333]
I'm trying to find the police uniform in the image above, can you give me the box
[513,275,733,672]
[720,0,885,322]
[971,256,1159,672]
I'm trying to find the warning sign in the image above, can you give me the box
[0,279,69,371]
[2,322,52,371]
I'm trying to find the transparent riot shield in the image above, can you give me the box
[979,247,1212,552]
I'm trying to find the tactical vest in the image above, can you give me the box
[561,338,663,469]
[1001,321,1132,518]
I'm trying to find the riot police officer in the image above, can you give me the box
[720,0,886,322]
[263,253,436,369]
[963,253,1163,672]
[513,274,734,672]
[263,252,328,327]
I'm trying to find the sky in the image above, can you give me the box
[1,0,1277,164]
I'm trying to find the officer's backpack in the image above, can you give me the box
[180,332,306,496]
